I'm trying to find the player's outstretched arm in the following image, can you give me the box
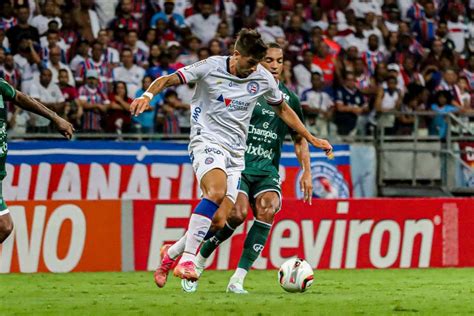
[293,135,313,204]
[273,101,333,157]
[130,73,181,116]
[14,91,74,139]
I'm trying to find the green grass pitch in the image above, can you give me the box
[1,268,474,315]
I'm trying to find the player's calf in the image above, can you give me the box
[0,212,13,244]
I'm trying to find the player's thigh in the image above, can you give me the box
[228,192,250,228]
[190,141,228,203]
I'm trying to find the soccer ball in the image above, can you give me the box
[278,258,314,293]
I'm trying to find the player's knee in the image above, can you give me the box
[210,212,227,231]
[228,204,247,227]
[255,197,278,224]
[204,188,226,205]
[0,217,13,243]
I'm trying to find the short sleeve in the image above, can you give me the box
[264,76,283,106]
[176,59,212,84]
[0,78,16,101]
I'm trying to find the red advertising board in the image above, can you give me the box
[0,201,122,273]
[134,199,474,271]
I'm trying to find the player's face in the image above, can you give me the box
[235,52,260,78]
[260,48,284,81]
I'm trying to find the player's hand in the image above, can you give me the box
[300,169,313,205]
[309,136,333,159]
[53,117,74,140]
[130,96,151,117]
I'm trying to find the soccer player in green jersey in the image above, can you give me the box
[0,78,74,243]
[181,43,314,293]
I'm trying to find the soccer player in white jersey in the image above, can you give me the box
[130,29,333,288]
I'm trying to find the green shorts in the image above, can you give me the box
[0,181,8,214]
[238,172,282,211]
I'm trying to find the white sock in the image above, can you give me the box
[167,234,186,259]
[231,268,248,282]
[178,214,212,264]
[195,252,207,269]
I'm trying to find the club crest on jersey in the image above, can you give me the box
[247,81,260,95]
[205,157,214,165]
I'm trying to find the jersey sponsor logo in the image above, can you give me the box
[184,60,207,70]
[192,106,202,122]
[261,108,275,117]
[217,94,251,111]
[246,143,274,160]
[247,81,260,95]
[296,161,350,199]
[248,124,278,140]
[204,146,224,156]
[205,157,214,165]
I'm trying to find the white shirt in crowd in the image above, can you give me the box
[301,89,334,113]
[45,61,75,86]
[157,0,190,16]
[349,0,382,18]
[257,21,285,43]
[293,63,323,97]
[112,65,145,99]
[30,15,62,35]
[176,56,283,155]
[28,81,64,127]
[94,0,120,28]
[14,54,40,92]
[185,13,221,45]
[447,20,469,54]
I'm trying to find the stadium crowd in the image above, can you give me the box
[0,0,473,137]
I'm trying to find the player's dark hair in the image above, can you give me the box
[234,29,267,60]
[267,42,282,50]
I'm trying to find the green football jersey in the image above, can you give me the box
[0,78,16,181]
[244,82,304,175]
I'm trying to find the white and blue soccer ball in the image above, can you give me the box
[278,258,314,293]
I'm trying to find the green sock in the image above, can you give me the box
[200,222,235,258]
[237,220,271,271]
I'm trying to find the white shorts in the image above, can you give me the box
[189,136,244,203]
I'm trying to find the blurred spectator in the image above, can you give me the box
[177,36,200,65]
[150,0,186,29]
[293,49,323,97]
[0,1,17,31]
[133,75,161,133]
[362,34,385,76]
[461,54,474,90]
[446,9,468,54]
[411,2,436,47]
[75,41,112,94]
[40,29,67,64]
[14,37,42,92]
[70,40,90,76]
[97,29,120,67]
[29,68,65,132]
[185,0,220,45]
[373,76,402,134]
[6,5,40,53]
[429,90,459,138]
[93,0,120,29]
[257,10,284,43]
[8,107,30,136]
[334,72,368,135]
[147,51,176,79]
[109,0,140,43]
[168,41,185,69]
[436,69,462,107]
[112,48,145,99]
[313,41,336,86]
[208,39,223,56]
[0,50,21,89]
[30,0,62,35]
[458,77,472,110]
[45,46,75,86]
[124,30,148,67]
[58,68,82,128]
[395,92,419,135]
[285,14,309,55]
[78,70,110,132]
[301,72,334,136]
[197,47,210,61]
[73,0,101,43]
[106,81,131,134]
[157,89,188,134]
